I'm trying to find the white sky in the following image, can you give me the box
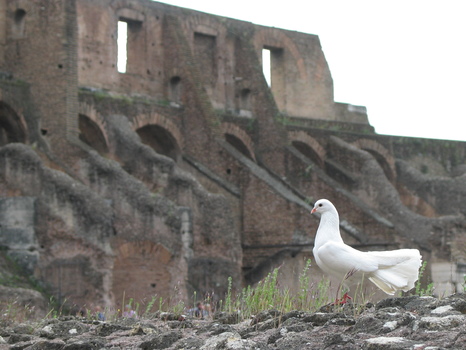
[156,0,466,142]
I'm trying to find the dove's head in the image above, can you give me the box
[311,199,336,215]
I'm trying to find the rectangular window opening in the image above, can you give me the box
[262,48,271,86]
[117,21,128,73]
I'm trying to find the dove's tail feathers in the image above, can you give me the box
[367,249,422,295]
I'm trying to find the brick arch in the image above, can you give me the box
[7,0,34,14]
[183,14,228,39]
[254,27,307,80]
[111,0,146,15]
[288,131,326,167]
[221,123,256,161]
[131,113,184,150]
[78,102,110,148]
[352,139,396,181]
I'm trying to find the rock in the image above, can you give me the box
[324,333,354,347]
[213,311,241,324]
[364,336,417,350]
[140,330,182,349]
[0,294,465,349]
[415,315,466,331]
[35,319,91,339]
[200,331,265,350]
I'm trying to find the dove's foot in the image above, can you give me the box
[333,292,352,305]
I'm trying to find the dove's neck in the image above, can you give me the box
[314,210,343,249]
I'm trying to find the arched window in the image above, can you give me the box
[0,102,27,146]
[240,89,251,110]
[292,141,324,168]
[169,76,182,106]
[136,125,180,162]
[78,114,109,154]
[12,9,26,38]
[225,133,253,160]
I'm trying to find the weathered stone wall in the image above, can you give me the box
[0,197,38,273]
[0,0,465,311]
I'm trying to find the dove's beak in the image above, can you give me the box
[311,207,317,214]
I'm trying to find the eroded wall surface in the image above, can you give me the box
[0,0,465,309]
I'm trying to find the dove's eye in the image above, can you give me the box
[318,203,323,207]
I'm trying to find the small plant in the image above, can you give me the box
[44,296,70,319]
[297,259,312,310]
[224,276,233,314]
[415,261,434,296]
[303,165,313,177]
[143,295,157,317]
[311,277,331,309]
[218,260,334,321]
[0,299,36,326]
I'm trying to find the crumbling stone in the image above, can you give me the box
[0,294,464,349]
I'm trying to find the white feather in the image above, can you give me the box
[312,199,422,295]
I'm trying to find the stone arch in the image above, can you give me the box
[0,101,28,146]
[182,15,228,46]
[352,139,396,181]
[221,123,256,161]
[288,131,325,168]
[131,113,184,161]
[78,102,110,154]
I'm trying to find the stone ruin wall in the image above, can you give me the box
[0,0,465,311]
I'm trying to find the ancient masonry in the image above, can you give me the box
[0,0,465,309]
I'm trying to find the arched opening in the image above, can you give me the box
[13,9,26,38]
[116,7,144,75]
[78,114,109,154]
[136,124,180,162]
[117,20,128,73]
[169,76,182,106]
[225,133,253,160]
[240,88,251,110]
[352,139,397,183]
[291,140,324,168]
[363,148,395,182]
[0,102,27,146]
[262,46,285,109]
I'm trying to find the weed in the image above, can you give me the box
[224,276,233,313]
[144,295,157,317]
[297,259,312,310]
[44,296,70,319]
[0,299,36,326]
[218,261,334,321]
[4,258,416,325]
[415,261,434,296]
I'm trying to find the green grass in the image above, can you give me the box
[414,261,434,297]
[1,259,440,324]
[216,260,333,321]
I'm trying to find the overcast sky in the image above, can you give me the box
[156,0,466,142]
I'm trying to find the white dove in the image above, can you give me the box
[311,199,422,301]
